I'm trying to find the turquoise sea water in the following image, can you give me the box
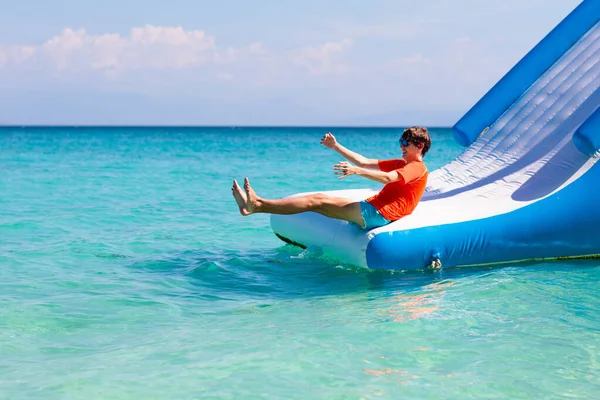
[1,126,599,399]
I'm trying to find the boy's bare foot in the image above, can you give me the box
[244,177,260,213]
[231,180,250,216]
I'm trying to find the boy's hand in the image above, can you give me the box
[320,132,337,149]
[333,161,358,179]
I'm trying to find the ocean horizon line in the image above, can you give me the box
[0,124,453,129]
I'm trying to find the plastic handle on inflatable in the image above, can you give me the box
[573,107,600,157]
[427,248,443,269]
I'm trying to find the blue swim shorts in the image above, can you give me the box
[358,201,392,230]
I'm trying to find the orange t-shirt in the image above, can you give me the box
[366,159,428,221]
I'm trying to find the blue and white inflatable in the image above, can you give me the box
[271,0,600,270]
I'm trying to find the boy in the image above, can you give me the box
[232,126,431,230]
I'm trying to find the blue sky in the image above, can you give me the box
[0,0,582,126]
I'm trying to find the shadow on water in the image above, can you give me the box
[124,244,600,303]
[124,245,443,300]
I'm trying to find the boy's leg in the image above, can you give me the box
[231,180,250,216]
[232,178,365,226]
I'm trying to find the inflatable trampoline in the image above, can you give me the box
[271,0,600,270]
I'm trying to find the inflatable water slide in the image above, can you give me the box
[271,0,600,270]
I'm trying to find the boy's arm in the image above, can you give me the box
[321,132,379,169]
[334,162,402,184]
[354,167,400,184]
[334,161,425,184]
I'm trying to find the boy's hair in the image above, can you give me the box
[402,126,431,157]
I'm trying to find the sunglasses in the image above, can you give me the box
[399,138,412,147]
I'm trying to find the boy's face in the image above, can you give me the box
[399,137,423,158]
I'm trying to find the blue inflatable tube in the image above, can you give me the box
[367,164,600,270]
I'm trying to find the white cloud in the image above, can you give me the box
[0,23,517,116]
[0,27,355,84]
[214,41,268,65]
[0,26,356,78]
[0,45,36,66]
[289,39,354,75]
[0,25,217,72]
